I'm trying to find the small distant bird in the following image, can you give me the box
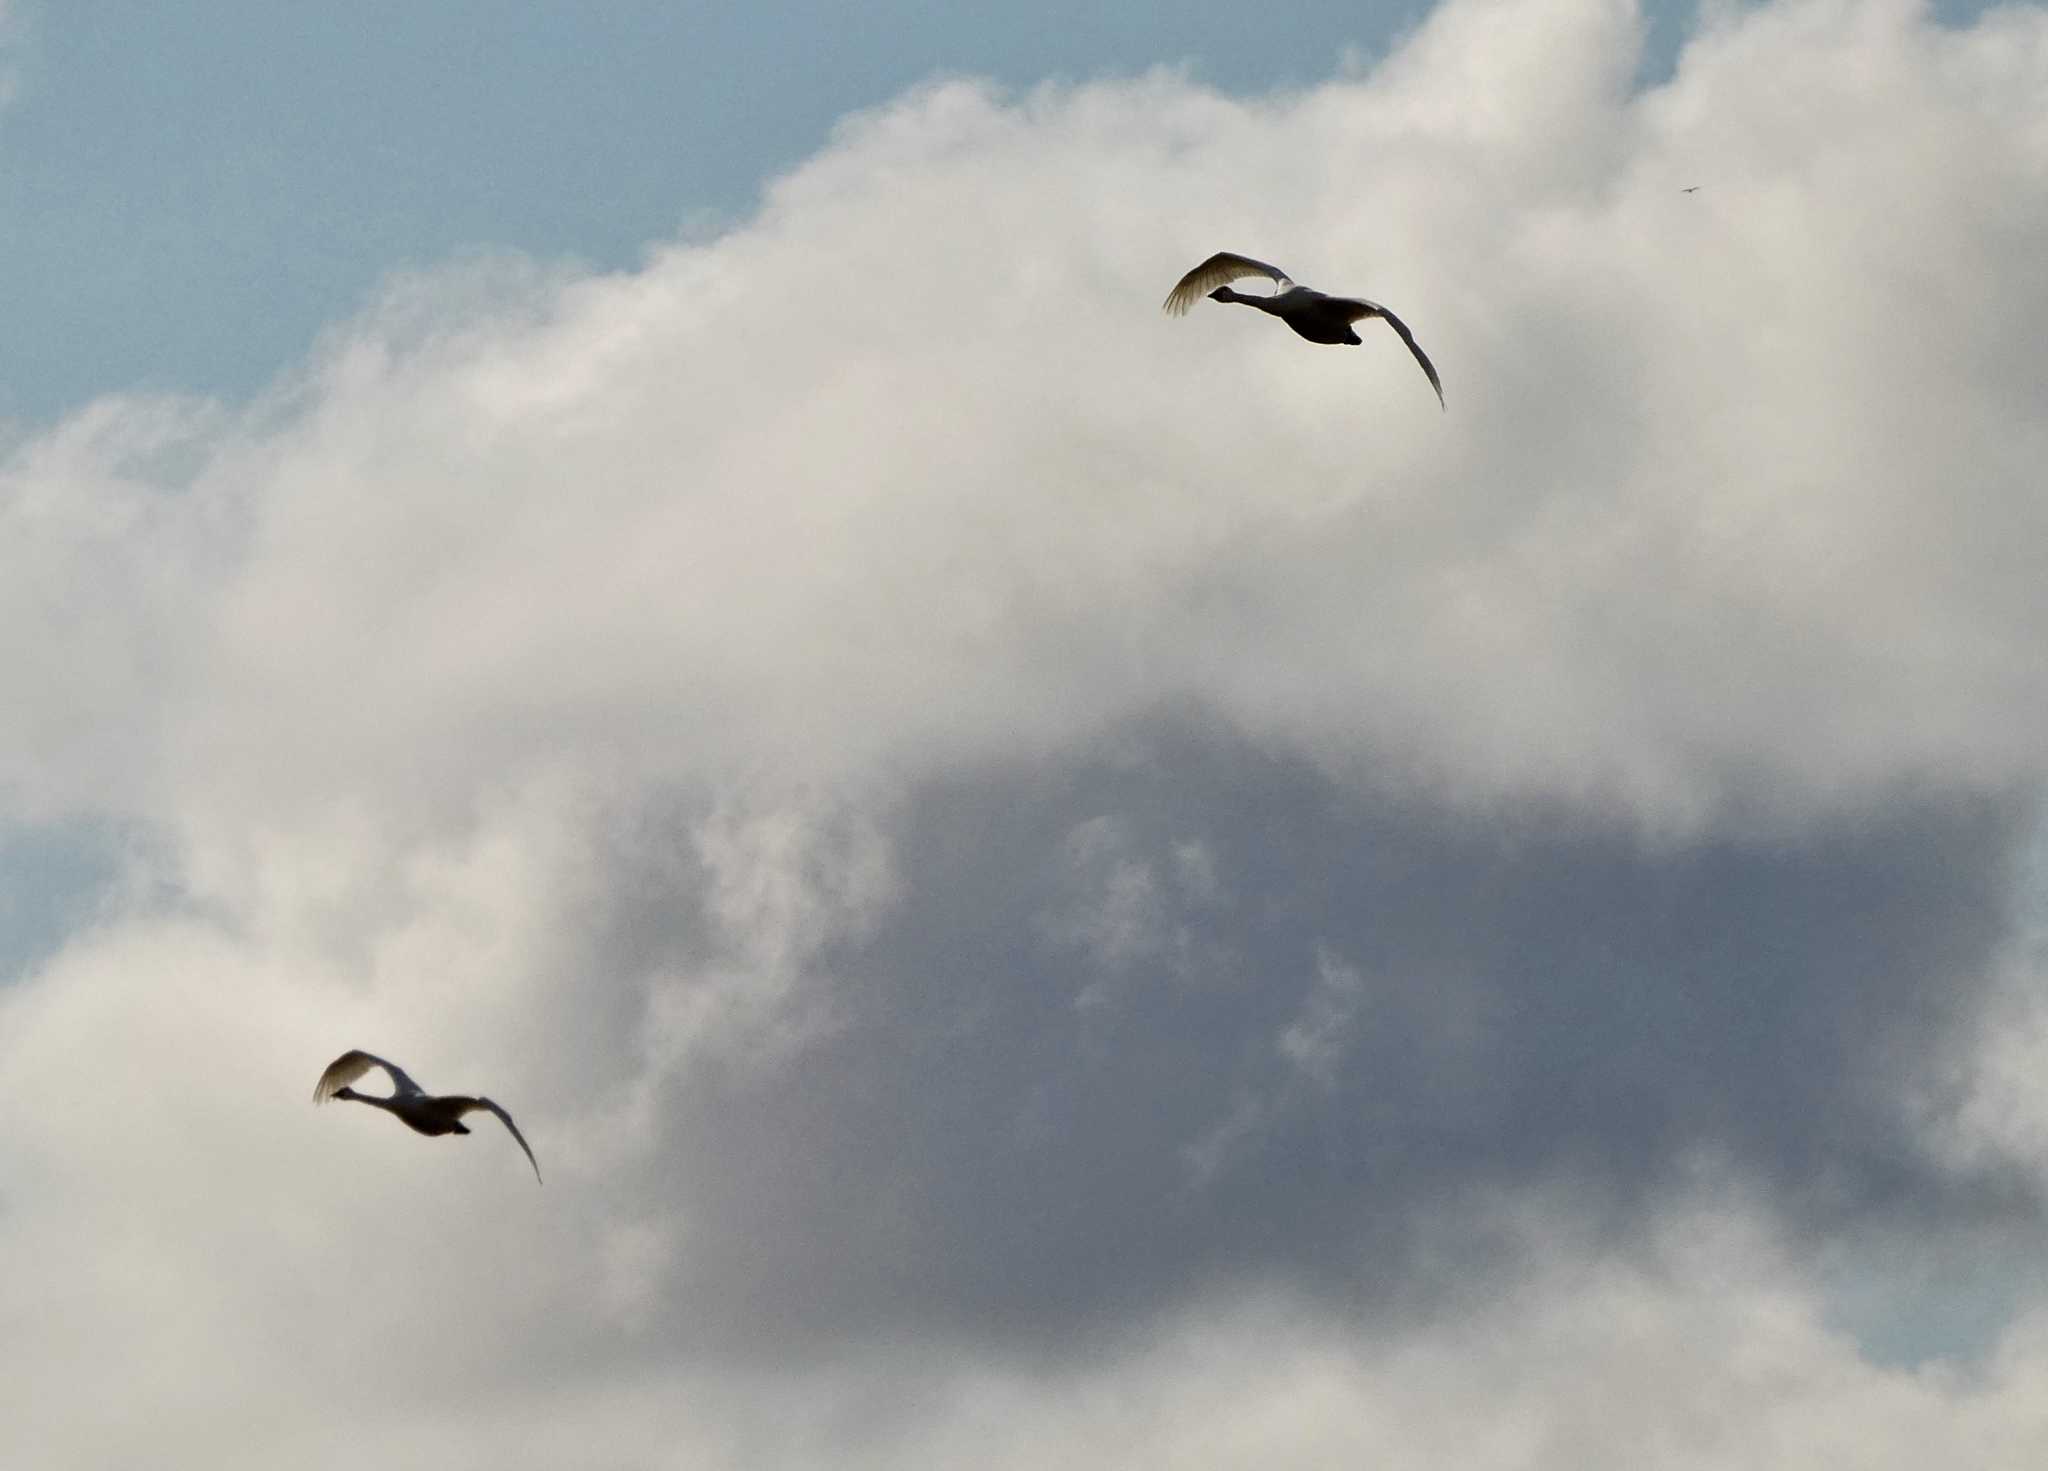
[313,1049,542,1183]
[1681,186,1701,194]
[1163,251,1444,409]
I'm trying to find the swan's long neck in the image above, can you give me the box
[1213,286,1283,314]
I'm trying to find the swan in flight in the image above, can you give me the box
[313,1049,542,1183]
[1163,252,1444,409]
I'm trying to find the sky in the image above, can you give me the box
[3,0,2048,1465]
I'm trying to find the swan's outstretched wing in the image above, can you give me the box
[453,1097,543,1183]
[313,1049,427,1103]
[1162,252,1294,315]
[1335,298,1445,409]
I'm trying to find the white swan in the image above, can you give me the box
[1163,251,1444,408]
[313,1049,542,1183]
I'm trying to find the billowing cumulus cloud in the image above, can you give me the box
[5,0,2048,1463]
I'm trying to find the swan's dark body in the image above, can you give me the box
[1210,285,1374,345]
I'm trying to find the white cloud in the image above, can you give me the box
[2,0,2043,844]
[8,1174,2048,1467]
[1279,946,1370,1088]
[3,0,2048,1462]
